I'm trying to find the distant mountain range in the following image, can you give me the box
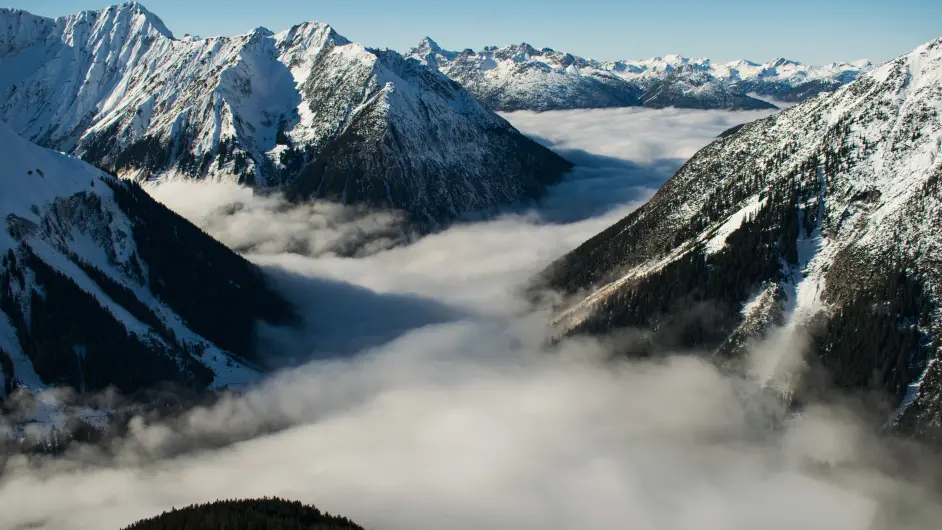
[407,37,873,111]
[539,37,942,442]
[0,3,570,225]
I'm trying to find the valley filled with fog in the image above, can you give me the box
[2,107,939,530]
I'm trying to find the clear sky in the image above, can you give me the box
[8,0,942,65]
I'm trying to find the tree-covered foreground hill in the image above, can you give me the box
[122,498,365,530]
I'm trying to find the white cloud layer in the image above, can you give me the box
[500,107,779,164]
[2,108,939,530]
[147,181,408,257]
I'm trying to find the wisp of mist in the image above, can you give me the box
[2,108,939,530]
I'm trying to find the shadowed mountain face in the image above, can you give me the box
[407,38,871,112]
[0,4,571,225]
[539,37,942,443]
[0,120,293,396]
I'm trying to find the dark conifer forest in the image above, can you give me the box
[122,498,365,530]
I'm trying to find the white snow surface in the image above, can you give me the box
[701,195,767,255]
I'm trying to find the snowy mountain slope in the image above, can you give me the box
[0,4,175,149]
[538,37,942,441]
[0,120,293,396]
[0,4,570,224]
[408,38,872,111]
[283,47,571,221]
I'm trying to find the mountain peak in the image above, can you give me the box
[277,21,349,51]
[66,2,174,40]
[419,36,442,51]
[410,36,446,57]
[489,42,539,62]
[918,36,942,54]
[518,42,538,53]
[248,26,274,38]
[113,2,174,39]
[407,36,456,65]
[723,58,761,69]
[767,57,801,68]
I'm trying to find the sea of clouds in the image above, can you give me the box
[2,107,940,530]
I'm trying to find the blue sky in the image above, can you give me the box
[9,0,942,64]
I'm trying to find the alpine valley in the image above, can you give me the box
[1,0,942,527]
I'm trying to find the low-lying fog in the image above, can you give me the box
[3,107,939,530]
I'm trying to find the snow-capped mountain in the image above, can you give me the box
[734,57,875,102]
[408,38,872,111]
[0,120,293,398]
[636,63,775,110]
[0,4,571,224]
[408,38,644,111]
[539,37,942,441]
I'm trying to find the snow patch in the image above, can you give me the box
[702,195,767,255]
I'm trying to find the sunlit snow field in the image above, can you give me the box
[4,107,937,530]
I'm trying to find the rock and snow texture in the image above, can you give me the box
[0,3,571,224]
[407,38,872,112]
[0,120,292,396]
[540,37,942,441]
